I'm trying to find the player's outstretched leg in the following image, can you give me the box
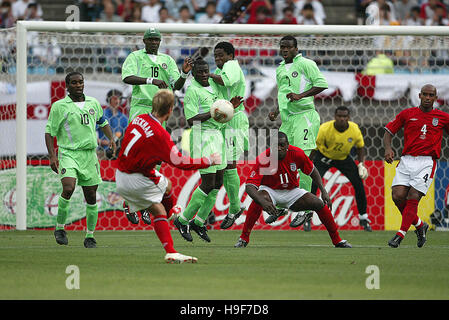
[290,193,351,248]
[149,203,198,263]
[235,201,263,248]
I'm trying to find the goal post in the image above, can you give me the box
[10,22,449,231]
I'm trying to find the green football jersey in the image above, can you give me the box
[121,49,180,110]
[184,79,223,131]
[45,95,108,150]
[214,60,246,112]
[276,54,328,122]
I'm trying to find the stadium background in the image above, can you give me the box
[1,0,449,232]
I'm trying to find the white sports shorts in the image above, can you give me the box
[392,155,437,195]
[115,169,168,213]
[258,185,308,209]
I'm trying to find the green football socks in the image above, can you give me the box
[194,189,218,227]
[223,168,241,215]
[56,196,70,230]
[300,149,313,193]
[85,203,98,238]
[299,171,312,193]
[178,187,208,225]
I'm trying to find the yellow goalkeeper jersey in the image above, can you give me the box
[316,120,365,160]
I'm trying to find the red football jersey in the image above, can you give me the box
[246,145,314,190]
[385,107,449,159]
[117,114,211,183]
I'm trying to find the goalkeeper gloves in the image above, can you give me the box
[358,163,368,180]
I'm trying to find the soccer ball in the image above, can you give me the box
[210,99,234,123]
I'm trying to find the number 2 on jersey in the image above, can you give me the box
[123,128,142,156]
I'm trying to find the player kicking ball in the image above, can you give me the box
[115,89,221,263]
[384,84,449,248]
[235,131,351,248]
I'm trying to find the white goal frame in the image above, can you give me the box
[14,21,449,230]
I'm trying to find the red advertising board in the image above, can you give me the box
[1,160,385,230]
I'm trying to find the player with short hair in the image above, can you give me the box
[269,35,328,231]
[235,132,352,249]
[306,106,372,231]
[174,59,243,243]
[115,89,222,263]
[45,72,117,248]
[209,41,249,229]
[384,84,449,248]
[121,27,193,123]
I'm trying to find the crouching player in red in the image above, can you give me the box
[115,89,221,263]
[235,131,351,248]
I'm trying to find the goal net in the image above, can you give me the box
[2,23,449,231]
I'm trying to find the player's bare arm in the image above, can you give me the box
[208,73,225,86]
[357,147,369,179]
[245,184,278,215]
[309,167,332,210]
[186,112,212,127]
[173,57,193,91]
[44,133,58,174]
[100,124,117,158]
[123,75,169,89]
[286,86,327,102]
[356,147,366,164]
[383,130,395,164]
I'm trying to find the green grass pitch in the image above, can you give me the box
[1,229,448,300]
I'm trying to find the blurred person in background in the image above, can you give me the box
[98,1,124,22]
[420,0,446,21]
[297,3,324,24]
[392,0,419,24]
[158,6,175,23]
[141,0,162,22]
[277,6,298,24]
[247,4,274,24]
[117,0,135,22]
[296,0,326,23]
[404,5,424,25]
[197,1,222,23]
[0,1,15,28]
[425,4,448,24]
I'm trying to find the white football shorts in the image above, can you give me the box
[258,185,308,209]
[392,155,437,195]
[115,169,168,213]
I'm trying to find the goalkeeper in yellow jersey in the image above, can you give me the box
[304,106,372,232]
